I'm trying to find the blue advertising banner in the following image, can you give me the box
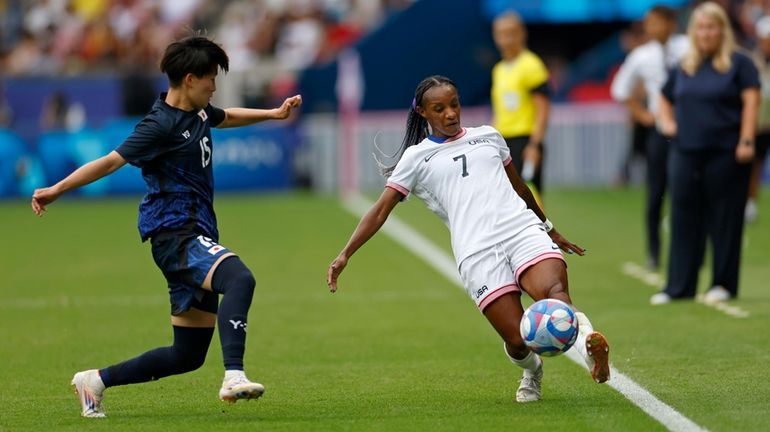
[0,124,296,198]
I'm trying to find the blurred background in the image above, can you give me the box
[0,0,767,198]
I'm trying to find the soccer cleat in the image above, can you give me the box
[71,370,106,418]
[219,374,265,403]
[584,332,611,383]
[515,363,543,403]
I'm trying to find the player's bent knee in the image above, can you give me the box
[212,257,256,296]
[172,326,214,373]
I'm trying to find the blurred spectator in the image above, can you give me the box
[610,5,688,270]
[614,20,651,188]
[746,14,770,222]
[4,30,48,75]
[653,1,759,305]
[39,91,85,131]
[275,2,325,71]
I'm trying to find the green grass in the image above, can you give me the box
[2,189,769,431]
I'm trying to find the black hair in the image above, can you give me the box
[375,75,457,176]
[160,35,229,87]
[648,5,677,22]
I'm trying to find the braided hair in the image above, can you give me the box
[374,75,457,176]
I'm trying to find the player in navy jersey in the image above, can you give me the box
[31,35,301,418]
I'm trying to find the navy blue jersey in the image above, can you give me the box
[662,52,760,151]
[116,93,226,242]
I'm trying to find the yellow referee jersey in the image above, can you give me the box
[491,50,549,138]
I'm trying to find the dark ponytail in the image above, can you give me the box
[374,75,457,176]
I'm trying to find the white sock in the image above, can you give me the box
[575,311,594,335]
[506,346,542,376]
[573,312,596,365]
[224,370,245,381]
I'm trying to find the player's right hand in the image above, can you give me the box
[326,255,348,293]
[31,186,61,216]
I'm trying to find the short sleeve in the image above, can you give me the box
[207,104,226,127]
[661,67,678,103]
[495,132,512,165]
[735,53,760,91]
[610,51,641,102]
[386,149,419,198]
[115,114,169,167]
[523,53,549,90]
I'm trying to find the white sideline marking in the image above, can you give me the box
[343,193,707,432]
[621,262,750,319]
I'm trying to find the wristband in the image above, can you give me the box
[543,218,554,233]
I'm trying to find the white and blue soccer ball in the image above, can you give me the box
[520,299,579,357]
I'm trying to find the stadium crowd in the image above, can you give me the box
[0,0,412,106]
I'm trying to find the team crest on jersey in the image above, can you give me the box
[197,109,208,121]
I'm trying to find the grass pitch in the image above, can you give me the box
[2,189,769,431]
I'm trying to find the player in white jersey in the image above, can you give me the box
[327,75,610,403]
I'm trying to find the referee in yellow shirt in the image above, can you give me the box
[492,11,550,196]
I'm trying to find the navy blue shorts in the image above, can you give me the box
[150,230,233,315]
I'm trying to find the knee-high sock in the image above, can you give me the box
[99,326,214,388]
[212,257,256,371]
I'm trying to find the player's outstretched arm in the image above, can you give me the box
[31,151,127,216]
[218,95,302,128]
[327,188,402,293]
[503,161,585,256]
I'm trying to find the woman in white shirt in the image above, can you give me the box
[327,75,611,403]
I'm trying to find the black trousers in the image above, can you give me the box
[645,129,669,267]
[664,147,751,298]
[505,135,544,192]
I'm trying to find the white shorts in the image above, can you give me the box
[458,224,566,312]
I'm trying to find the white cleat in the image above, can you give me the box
[516,364,543,403]
[650,292,672,305]
[71,370,106,418]
[219,375,265,403]
[703,286,731,304]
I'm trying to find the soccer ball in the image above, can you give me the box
[520,299,579,357]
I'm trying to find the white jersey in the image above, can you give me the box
[387,125,542,266]
[610,34,688,115]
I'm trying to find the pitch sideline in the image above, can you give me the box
[342,193,708,432]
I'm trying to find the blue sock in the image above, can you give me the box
[211,257,255,370]
[99,326,213,387]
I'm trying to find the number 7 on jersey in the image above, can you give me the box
[453,154,469,177]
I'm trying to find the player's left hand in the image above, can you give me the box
[735,140,755,164]
[273,95,302,120]
[326,255,348,293]
[549,229,585,256]
[31,186,61,217]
